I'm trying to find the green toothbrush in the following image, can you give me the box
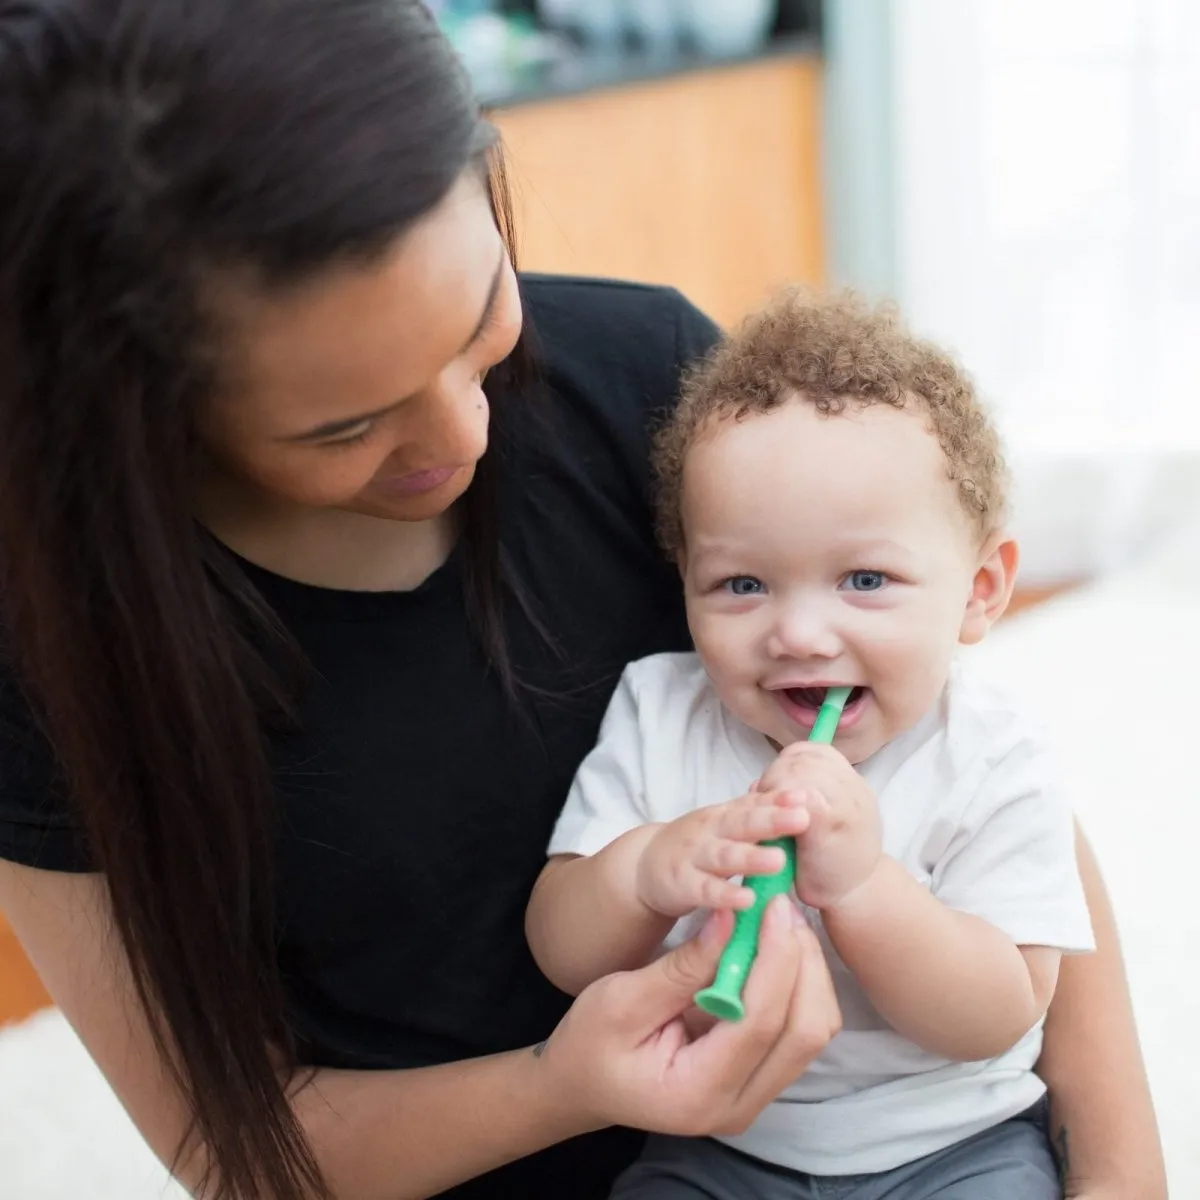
[693,685,853,1022]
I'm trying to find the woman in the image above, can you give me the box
[0,3,1163,1199]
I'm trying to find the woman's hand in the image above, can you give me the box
[634,789,813,918]
[536,894,841,1137]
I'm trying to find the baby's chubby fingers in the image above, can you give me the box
[715,790,814,844]
[693,837,789,882]
[689,869,758,912]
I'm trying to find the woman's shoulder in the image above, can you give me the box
[520,272,718,335]
[519,273,721,400]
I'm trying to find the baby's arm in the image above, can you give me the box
[760,738,1090,1063]
[527,661,815,997]
[822,859,1061,1061]
[526,831,674,997]
[527,793,814,997]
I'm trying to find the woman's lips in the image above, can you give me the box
[370,465,459,497]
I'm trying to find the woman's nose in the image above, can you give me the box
[421,371,490,464]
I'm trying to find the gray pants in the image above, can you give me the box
[611,1101,1059,1200]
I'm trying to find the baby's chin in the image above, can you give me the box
[756,711,893,765]
[840,701,938,763]
[836,731,888,766]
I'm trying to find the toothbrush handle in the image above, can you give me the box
[693,687,852,1021]
[692,837,796,1023]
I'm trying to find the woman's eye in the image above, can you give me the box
[322,419,378,450]
[722,576,765,596]
[843,570,888,593]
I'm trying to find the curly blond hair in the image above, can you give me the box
[653,287,1008,556]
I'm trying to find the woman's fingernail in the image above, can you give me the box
[700,911,723,946]
[765,894,790,930]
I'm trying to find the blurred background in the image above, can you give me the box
[1,3,1197,1195]
[430,0,1200,588]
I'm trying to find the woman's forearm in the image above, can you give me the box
[1037,824,1166,1199]
[525,832,674,996]
[288,1047,591,1200]
[0,864,594,1200]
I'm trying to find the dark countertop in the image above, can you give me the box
[478,31,819,111]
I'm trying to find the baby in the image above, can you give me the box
[525,289,1093,1199]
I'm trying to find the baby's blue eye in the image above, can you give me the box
[844,570,887,593]
[724,576,765,596]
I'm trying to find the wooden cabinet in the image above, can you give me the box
[493,52,825,328]
[0,910,50,1025]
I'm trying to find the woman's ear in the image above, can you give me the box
[960,534,1019,645]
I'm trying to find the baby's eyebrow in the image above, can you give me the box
[826,533,915,555]
[686,534,749,556]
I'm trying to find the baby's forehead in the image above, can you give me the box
[684,396,974,536]
[692,392,940,461]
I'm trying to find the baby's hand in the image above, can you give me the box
[757,743,883,910]
[635,790,813,918]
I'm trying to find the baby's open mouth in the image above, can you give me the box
[784,685,867,710]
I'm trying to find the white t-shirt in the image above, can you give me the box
[547,652,1094,1176]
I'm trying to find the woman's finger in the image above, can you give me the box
[728,913,842,1125]
[683,895,803,1099]
[611,908,734,1034]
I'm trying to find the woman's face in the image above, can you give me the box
[201,171,522,523]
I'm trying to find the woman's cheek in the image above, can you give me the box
[247,446,387,507]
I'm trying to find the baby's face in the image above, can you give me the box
[681,398,992,764]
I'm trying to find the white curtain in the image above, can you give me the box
[829,0,1200,583]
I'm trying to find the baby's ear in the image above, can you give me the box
[959,533,1019,645]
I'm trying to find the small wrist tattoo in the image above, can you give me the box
[532,1040,548,1058]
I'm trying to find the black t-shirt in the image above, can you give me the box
[0,275,721,1199]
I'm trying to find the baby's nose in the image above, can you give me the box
[766,605,843,661]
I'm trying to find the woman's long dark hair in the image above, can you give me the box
[0,2,521,1196]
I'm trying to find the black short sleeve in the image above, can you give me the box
[0,668,94,872]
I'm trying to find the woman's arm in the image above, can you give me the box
[1,860,840,1200]
[1,863,579,1197]
[1037,824,1166,1199]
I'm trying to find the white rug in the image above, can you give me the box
[1,534,1197,1197]
[964,533,1200,1196]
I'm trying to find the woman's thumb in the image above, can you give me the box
[626,910,732,1026]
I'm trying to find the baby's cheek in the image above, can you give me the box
[871,660,939,736]
[895,663,949,728]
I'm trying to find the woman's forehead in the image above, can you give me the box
[208,174,501,435]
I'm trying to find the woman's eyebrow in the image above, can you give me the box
[284,251,506,443]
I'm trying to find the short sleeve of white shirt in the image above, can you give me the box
[547,664,652,858]
[929,721,1094,953]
